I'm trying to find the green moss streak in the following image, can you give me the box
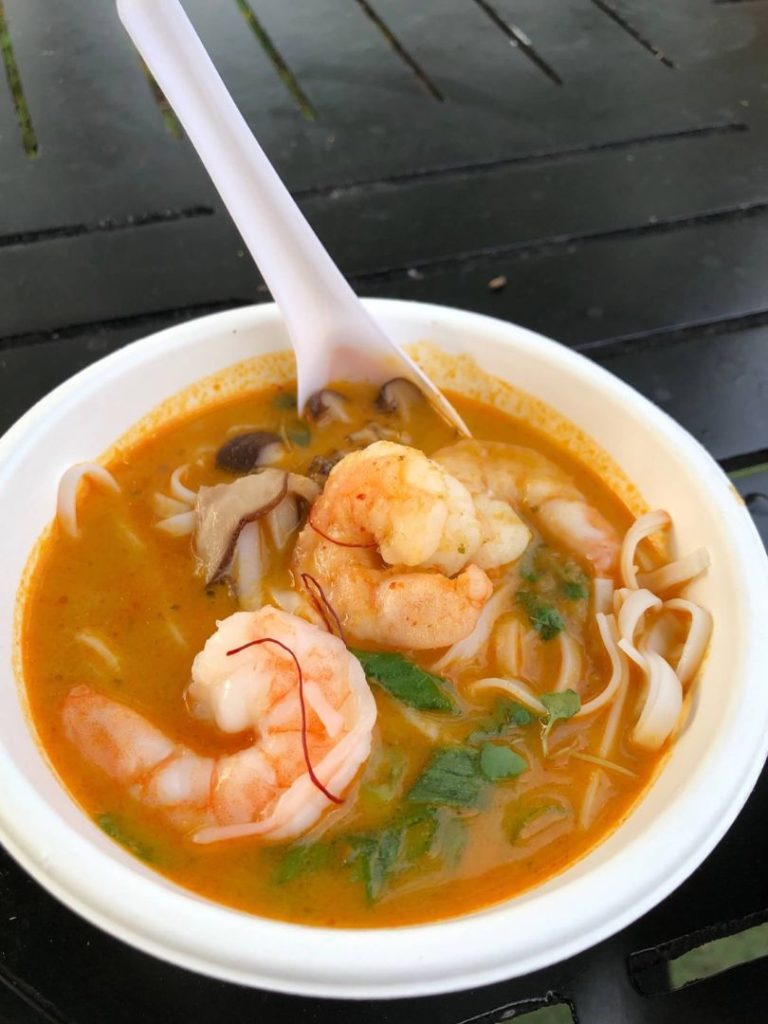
[0,0,38,157]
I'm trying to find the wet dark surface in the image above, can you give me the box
[1,1,768,1020]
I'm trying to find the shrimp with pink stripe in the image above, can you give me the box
[62,607,377,844]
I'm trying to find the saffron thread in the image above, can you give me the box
[226,637,343,804]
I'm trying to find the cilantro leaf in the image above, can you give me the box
[352,649,457,712]
[479,742,528,781]
[561,579,588,600]
[407,748,485,808]
[274,842,331,884]
[515,590,565,641]
[539,689,581,754]
[272,391,297,410]
[95,813,157,863]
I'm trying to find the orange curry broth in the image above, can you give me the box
[21,382,660,927]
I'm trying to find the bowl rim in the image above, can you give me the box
[2,298,768,999]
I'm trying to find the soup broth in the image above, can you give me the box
[20,377,702,927]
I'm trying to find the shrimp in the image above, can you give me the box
[293,441,494,648]
[433,441,620,575]
[62,607,377,844]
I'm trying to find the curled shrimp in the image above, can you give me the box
[62,608,377,844]
[433,440,620,575]
[293,441,493,649]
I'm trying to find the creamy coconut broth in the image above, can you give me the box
[20,373,712,927]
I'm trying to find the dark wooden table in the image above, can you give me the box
[1,1,768,1021]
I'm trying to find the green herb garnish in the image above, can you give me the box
[518,543,541,583]
[275,841,331,884]
[507,803,568,842]
[408,748,485,808]
[343,806,437,903]
[360,747,407,804]
[468,697,532,744]
[539,689,581,754]
[515,591,565,641]
[439,814,468,867]
[352,649,457,712]
[346,827,403,902]
[272,391,297,410]
[479,742,527,781]
[96,813,156,863]
[561,579,588,600]
[286,422,311,447]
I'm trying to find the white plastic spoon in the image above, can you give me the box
[117,0,469,435]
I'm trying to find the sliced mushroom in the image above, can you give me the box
[215,431,284,474]
[265,475,320,552]
[195,470,288,584]
[265,496,301,552]
[287,473,321,504]
[307,451,344,485]
[346,422,411,447]
[375,378,425,419]
[306,389,351,427]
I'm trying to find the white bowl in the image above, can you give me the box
[1,300,767,999]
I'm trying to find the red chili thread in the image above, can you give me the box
[304,587,333,635]
[300,572,348,645]
[225,636,343,805]
[308,506,377,549]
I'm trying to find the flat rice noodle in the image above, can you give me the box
[153,493,190,518]
[576,613,628,718]
[433,583,512,671]
[631,651,682,751]
[57,463,120,538]
[636,548,710,595]
[231,522,265,610]
[579,618,633,827]
[76,631,121,673]
[156,510,196,537]
[620,510,671,589]
[394,702,442,741]
[616,588,662,668]
[664,598,713,687]
[170,464,197,505]
[593,577,614,615]
[554,632,582,693]
[470,676,546,714]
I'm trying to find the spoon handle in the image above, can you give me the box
[117,0,469,434]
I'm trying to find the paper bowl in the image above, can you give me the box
[1,300,766,998]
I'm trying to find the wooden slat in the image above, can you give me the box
[0,11,30,166]
[0,0,763,229]
[356,209,768,346]
[0,218,253,339]
[299,124,766,276]
[4,120,768,341]
[0,0,210,227]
